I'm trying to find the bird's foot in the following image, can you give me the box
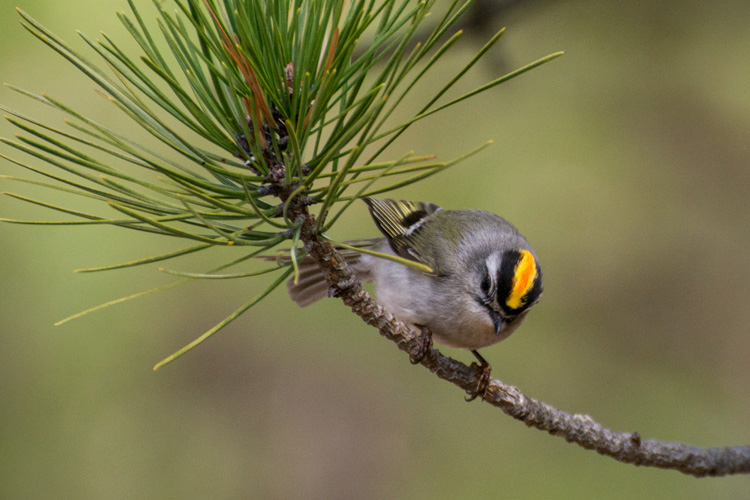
[465,350,492,402]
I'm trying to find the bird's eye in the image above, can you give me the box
[480,275,491,295]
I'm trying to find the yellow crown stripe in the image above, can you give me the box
[506,250,537,310]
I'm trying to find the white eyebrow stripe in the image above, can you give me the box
[485,252,501,286]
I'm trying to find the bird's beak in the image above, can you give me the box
[490,309,503,335]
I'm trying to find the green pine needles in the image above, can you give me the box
[0,0,561,368]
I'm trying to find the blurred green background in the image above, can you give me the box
[1,0,748,498]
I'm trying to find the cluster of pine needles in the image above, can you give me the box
[0,0,561,368]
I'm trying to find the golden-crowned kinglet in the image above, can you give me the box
[290,198,543,384]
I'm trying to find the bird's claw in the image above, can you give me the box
[465,350,492,402]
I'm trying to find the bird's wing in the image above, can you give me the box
[363,197,441,263]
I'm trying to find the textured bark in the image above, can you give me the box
[293,206,750,478]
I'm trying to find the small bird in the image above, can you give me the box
[290,198,543,399]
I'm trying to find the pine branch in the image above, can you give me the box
[291,205,750,478]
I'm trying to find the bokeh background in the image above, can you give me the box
[1,0,748,498]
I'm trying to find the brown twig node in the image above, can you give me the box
[286,205,750,478]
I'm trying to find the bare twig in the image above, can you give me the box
[292,206,750,478]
